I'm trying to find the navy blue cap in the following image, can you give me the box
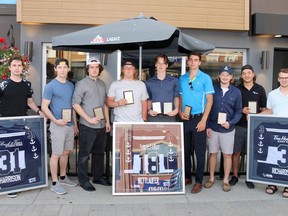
[219,66,233,75]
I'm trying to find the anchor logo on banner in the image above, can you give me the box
[258,141,264,147]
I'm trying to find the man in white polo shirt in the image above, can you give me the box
[263,68,288,198]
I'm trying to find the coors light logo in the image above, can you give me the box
[90,35,120,44]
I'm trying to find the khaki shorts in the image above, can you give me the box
[50,122,74,155]
[207,129,235,154]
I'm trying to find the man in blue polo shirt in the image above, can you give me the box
[146,54,179,122]
[179,52,214,194]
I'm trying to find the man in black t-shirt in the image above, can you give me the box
[229,65,267,189]
[0,55,42,117]
[0,55,44,198]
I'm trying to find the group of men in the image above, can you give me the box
[1,52,288,198]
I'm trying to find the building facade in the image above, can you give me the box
[1,0,288,105]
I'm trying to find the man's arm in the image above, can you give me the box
[196,94,213,132]
[72,103,99,125]
[104,104,111,132]
[260,108,273,114]
[142,99,148,121]
[167,96,179,117]
[41,99,66,126]
[27,98,45,116]
[72,109,79,135]
[179,96,189,120]
[106,96,127,108]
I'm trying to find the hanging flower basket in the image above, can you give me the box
[0,37,30,80]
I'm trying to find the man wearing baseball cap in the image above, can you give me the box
[107,59,148,122]
[229,64,267,189]
[72,57,111,191]
[42,58,78,195]
[205,66,242,192]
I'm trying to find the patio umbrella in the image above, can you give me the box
[52,13,215,72]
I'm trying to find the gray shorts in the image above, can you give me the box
[50,122,75,155]
[207,129,235,154]
[233,125,247,153]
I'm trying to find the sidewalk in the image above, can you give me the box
[0,176,287,216]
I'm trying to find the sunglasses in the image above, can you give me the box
[189,81,193,90]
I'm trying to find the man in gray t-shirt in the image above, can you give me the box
[107,60,148,122]
[73,57,111,191]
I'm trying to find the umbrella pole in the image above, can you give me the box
[139,46,142,80]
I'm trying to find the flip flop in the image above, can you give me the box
[282,187,288,198]
[265,185,278,195]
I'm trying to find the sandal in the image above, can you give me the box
[265,185,278,195]
[282,187,288,198]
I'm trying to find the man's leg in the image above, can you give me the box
[77,124,96,185]
[50,154,60,182]
[230,126,245,186]
[92,128,111,186]
[184,121,193,185]
[231,152,241,177]
[193,128,206,184]
[59,150,70,177]
[223,153,232,184]
[208,153,217,182]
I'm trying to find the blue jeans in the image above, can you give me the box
[183,116,206,184]
[78,124,107,184]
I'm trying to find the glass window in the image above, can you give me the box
[201,48,247,85]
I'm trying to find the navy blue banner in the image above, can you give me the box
[247,115,288,187]
[0,116,47,194]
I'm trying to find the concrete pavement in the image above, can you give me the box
[0,176,287,216]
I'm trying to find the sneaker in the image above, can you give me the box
[6,192,17,198]
[223,183,231,192]
[245,181,255,189]
[229,176,238,186]
[51,182,67,195]
[59,175,78,187]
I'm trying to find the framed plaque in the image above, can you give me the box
[217,112,227,124]
[93,107,104,120]
[0,116,48,195]
[164,102,173,114]
[123,90,134,104]
[112,122,185,195]
[247,114,288,187]
[152,102,161,114]
[248,101,257,114]
[184,105,192,118]
[62,108,72,122]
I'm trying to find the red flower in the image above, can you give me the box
[0,38,6,43]
[3,45,7,50]
[1,75,8,80]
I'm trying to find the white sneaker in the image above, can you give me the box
[59,175,77,187]
[51,182,67,195]
[6,192,17,198]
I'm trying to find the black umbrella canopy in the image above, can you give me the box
[52,13,215,54]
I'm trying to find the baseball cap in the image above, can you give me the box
[122,60,137,68]
[54,58,69,67]
[241,64,254,73]
[87,57,101,66]
[219,66,233,75]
